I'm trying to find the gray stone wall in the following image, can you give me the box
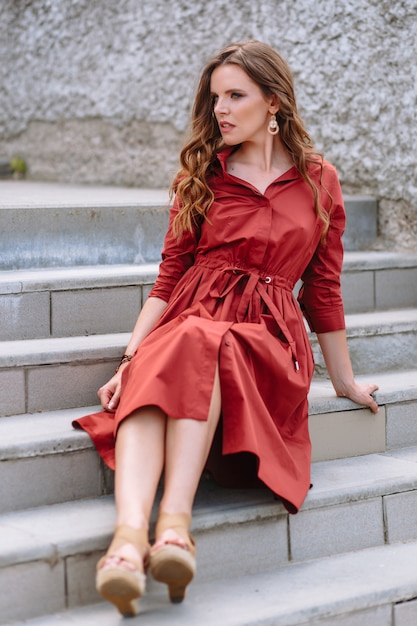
[1,0,416,249]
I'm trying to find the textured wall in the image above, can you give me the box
[1,0,416,249]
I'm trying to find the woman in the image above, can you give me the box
[74,40,378,617]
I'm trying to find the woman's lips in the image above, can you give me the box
[219,121,235,132]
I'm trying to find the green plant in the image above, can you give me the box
[10,156,27,175]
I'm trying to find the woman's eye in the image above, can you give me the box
[231,93,242,99]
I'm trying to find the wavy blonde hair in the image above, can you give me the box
[171,40,331,239]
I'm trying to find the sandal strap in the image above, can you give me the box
[154,512,195,553]
[98,525,150,571]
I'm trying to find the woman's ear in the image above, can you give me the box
[268,94,280,114]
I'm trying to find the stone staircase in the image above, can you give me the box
[1,181,417,625]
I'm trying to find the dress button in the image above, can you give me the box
[264,276,272,283]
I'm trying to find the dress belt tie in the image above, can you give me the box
[209,268,299,372]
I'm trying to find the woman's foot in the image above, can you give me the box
[96,526,150,617]
[149,512,196,603]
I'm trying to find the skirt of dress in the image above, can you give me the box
[73,303,313,514]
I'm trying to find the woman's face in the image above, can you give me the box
[210,63,275,146]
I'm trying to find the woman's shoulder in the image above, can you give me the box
[307,157,341,189]
[306,154,337,175]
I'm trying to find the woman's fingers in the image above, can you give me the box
[108,387,121,412]
[98,382,117,412]
[337,382,379,413]
[350,383,380,414]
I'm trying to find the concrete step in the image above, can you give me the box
[1,251,416,340]
[1,370,416,513]
[0,183,169,270]
[310,307,417,376]
[341,250,417,314]
[8,541,417,625]
[0,182,376,270]
[0,264,158,341]
[0,333,127,417]
[1,308,416,416]
[2,444,417,622]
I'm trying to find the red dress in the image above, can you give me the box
[73,147,346,514]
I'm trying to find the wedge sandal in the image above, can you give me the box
[149,512,196,603]
[96,525,150,617]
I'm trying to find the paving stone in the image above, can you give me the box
[394,598,417,626]
[289,497,384,561]
[194,515,288,583]
[0,368,26,416]
[0,560,65,623]
[341,270,375,314]
[27,361,117,412]
[66,550,103,608]
[386,401,417,449]
[51,286,141,336]
[384,489,417,544]
[376,266,417,309]
[0,291,50,340]
[310,406,385,462]
[0,449,101,513]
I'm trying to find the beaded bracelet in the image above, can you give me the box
[115,353,134,373]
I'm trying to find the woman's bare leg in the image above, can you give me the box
[115,406,166,528]
[102,406,166,568]
[155,365,222,545]
[103,364,221,561]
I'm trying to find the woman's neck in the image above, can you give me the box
[229,136,293,173]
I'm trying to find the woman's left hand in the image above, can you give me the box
[336,381,379,414]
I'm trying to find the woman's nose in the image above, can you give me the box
[214,98,228,114]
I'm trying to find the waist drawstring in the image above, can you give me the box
[209,268,299,372]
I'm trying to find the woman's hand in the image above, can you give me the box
[98,370,125,412]
[96,296,168,413]
[336,381,380,414]
[316,330,379,414]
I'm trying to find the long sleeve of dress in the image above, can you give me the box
[297,165,346,334]
[148,196,200,302]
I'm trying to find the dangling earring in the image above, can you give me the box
[268,114,279,136]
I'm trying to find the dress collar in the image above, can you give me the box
[216,146,238,173]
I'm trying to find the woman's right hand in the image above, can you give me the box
[98,370,124,412]
[96,297,167,412]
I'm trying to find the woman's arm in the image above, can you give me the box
[317,329,379,413]
[98,296,168,411]
[98,194,200,412]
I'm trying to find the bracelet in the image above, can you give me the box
[115,353,134,373]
